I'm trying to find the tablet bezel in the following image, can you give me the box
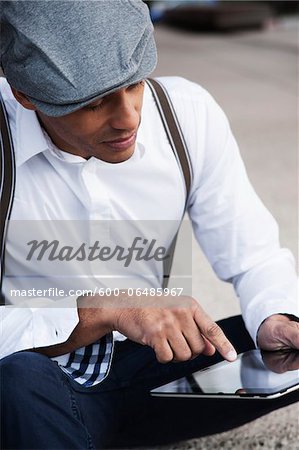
[150,384,299,400]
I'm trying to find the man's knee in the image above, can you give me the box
[0,353,91,449]
[0,351,63,400]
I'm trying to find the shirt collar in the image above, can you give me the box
[15,104,48,168]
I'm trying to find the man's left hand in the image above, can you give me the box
[257,314,299,351]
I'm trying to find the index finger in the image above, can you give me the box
[194,308,237,362]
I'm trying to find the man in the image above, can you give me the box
[0,1,298,449]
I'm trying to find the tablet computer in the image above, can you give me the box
[151,349,299,399]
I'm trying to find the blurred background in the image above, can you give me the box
[145,1,298,321]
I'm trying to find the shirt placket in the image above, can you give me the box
[81,159,111,284]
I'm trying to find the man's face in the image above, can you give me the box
[34,81,145,164]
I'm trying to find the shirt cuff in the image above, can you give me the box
[246,299,299,347]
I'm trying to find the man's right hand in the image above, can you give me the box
[75,293,237,364]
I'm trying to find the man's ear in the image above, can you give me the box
[10,87,37,111]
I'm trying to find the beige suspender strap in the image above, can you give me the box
[146,78,192,289]
[0,91,16,305]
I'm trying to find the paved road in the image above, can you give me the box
[152,18,298,319]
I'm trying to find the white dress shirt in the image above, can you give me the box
[0,76,298,362]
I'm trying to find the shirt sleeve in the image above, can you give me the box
[0,296,79,360]
[187,88,298,346]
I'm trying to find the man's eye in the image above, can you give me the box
[86,102,103,112]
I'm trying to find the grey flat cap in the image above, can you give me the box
[1,0,157,116]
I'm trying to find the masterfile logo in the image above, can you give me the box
[26,237,170,267]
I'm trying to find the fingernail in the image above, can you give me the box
[226,350,237,361]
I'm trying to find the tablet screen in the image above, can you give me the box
[151,349,299,398]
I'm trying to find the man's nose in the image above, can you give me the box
[108,91,140,131]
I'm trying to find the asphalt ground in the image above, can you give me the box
[152,16,298,321]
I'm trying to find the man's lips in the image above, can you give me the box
[103,133,136,150]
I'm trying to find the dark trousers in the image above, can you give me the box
[1,315,298,449]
